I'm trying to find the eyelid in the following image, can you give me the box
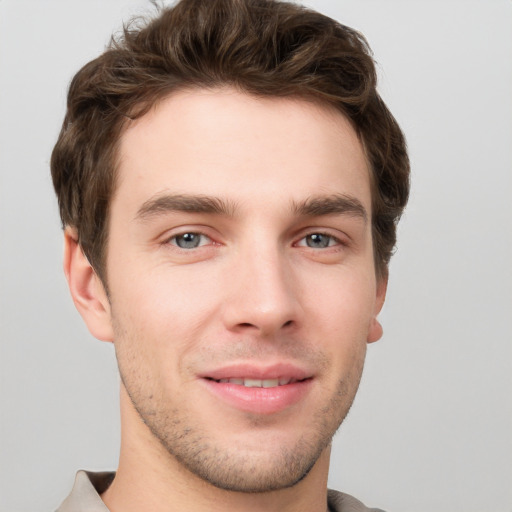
[294,228,349,247]
[168,232,212,248]
[296,233,342,248]
[160,226,219,248]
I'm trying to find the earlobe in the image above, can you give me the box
[367,276,387,344]
[63,227,114,342]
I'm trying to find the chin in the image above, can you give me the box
[169,433,329,493]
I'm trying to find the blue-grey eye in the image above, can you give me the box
[305,233,333,248]
[173,233,204,249]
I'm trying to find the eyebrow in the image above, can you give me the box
[135,193,237,221]
[135,192,367,223]
[292,194,368,223]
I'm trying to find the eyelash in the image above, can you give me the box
[295,232,344,249]
[165,230,345,250]
[167,232,213,249]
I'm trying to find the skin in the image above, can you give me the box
[65,87,386,512]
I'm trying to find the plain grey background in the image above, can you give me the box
[1,1,511,511]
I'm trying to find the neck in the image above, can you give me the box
[102,385,331,512]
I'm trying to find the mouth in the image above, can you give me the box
[200,364,314,414]
[206,376,305,388]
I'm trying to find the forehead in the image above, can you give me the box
[115,87,371,213]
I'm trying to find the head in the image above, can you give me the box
[51,0,409,286]
[51,0,410,496]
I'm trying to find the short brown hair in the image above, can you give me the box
[51,0,409,281]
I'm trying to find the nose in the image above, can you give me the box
[221,244,301,337]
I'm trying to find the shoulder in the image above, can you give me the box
[327,489,386,512]
[56,471,114,512]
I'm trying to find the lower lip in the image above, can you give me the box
[201,379,313,415]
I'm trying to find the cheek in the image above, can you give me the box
[112,258,215,320]
[302,268,376,375]
[109,269,221,371]
[306,268,377,329]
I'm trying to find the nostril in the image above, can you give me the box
[235,320,294,331]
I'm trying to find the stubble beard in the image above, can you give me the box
[112,302,367,494]
[118,354,365,494]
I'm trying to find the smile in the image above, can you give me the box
[211,377,301,387]
[201,365,313,414]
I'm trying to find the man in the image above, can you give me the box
[51,0,409,510]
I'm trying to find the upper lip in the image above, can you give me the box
[199,362,313,381]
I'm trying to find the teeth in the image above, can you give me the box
[217,378,296,388]
[244,378,266,388]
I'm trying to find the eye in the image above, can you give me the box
[297,233,341,249]
[169,232,211,249]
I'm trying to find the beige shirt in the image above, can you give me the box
[56,471,385,512]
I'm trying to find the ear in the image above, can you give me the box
[63,227,114,342]
[367,275,387,343]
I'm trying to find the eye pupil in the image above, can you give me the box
[307,234,330,248]
[176,233,201,249]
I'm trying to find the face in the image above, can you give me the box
[102,88,384,492]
